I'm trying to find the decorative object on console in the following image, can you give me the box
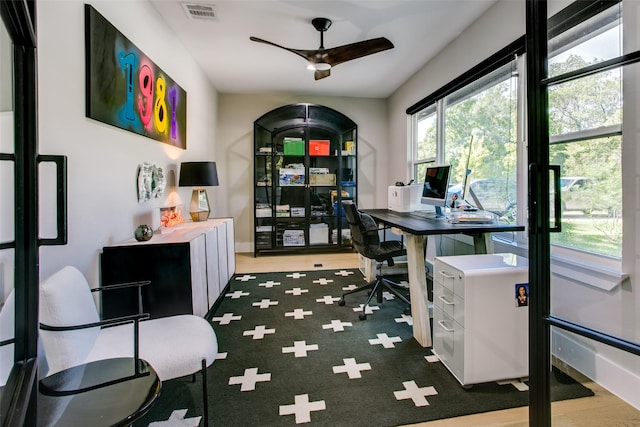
[134,224,154,241]
[159,205,185,231]
[137,162,166,202]
[179,162,219,222]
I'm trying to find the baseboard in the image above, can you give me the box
[553,329,640,410]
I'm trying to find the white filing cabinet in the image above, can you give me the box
[433,253,529,386]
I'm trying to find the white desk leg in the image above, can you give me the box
[406,234,431,347]
[472,232,494,254]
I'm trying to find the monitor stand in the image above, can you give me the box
[411,206,445,220]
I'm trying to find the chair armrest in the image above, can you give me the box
[90,280,151,293]
[40,313,150,371]
[92,280,151,316]
[39,312,150,332]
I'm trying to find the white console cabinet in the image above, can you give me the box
[101,219,235,319]
[433,253,529,386]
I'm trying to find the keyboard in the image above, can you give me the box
[450,211,495,224]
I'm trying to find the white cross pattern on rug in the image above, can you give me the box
[228,367,271,391]
[243,325,276,339]
[353,304,380,314]
[394,380,438,407]
[148,409,201,426]
[252,299,279,309]
[235,274,256,282]
[279,394,326,424]
[334,270,355,276]
[313,278,333,285]
[369,333,402,348]
[225,290,250,299]
[285,287,309,296]
[211,313,242,325]
[282,340,319,358]
[259,280,281,288]
[286,272,307,279]
[382,291,396,300]
[498,378,529,392]
[394,314,413,326]
[216,352,228,360]
[424,350,440,363]
[315,295,341,305]
[322,319,353,332]
[285,308,313,319]
[342,284,358,291]
[333,358,372,379]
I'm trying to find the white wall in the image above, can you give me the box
[36,0,218,286]
[387,0,639,410]
[216,93,387,253]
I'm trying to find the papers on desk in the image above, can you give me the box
[448,210,496,224]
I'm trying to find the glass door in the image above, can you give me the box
[527,1,640,424]
[1,1,39,424]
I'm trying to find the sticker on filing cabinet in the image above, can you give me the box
[515,283,529,307]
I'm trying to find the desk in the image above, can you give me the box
[362,209,524,348]
[38,358,161,426]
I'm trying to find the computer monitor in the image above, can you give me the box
[421,164,451,218]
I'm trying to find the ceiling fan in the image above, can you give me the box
[249,17,394,80]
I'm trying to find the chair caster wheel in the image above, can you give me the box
[359,313,367,320]
[403,308,411,315]
[338,299,346,306]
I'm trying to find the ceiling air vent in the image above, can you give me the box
[182,3,216,20]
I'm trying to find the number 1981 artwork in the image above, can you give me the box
[85,5,187,149]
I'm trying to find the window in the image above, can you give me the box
[548,4,622,258]
[413,104,437,186]
[411,54,521,225]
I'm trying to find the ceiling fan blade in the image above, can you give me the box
[249,36,315,63]
[324,37,394,67]
[314,69,331,80]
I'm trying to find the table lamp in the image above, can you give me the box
[179,161,219,222]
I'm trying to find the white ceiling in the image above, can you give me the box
[150,0,498,98]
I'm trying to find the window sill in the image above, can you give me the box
[493,237,626,291]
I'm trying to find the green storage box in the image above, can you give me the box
[283,138,304,155]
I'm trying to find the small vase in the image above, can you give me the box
[134,224,153,241]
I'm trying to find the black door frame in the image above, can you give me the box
[526,1,640,425]
[1,1,39,425]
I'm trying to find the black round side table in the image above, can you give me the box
[38,357,161,426]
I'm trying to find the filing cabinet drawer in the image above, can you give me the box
[433,283,465,327]
[434,264,464,297]
[433,307,464,382]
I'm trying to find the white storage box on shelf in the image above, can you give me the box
[309,223,329,245]
[432,253,529,386]
[283,229,305,246]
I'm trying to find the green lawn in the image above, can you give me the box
[550,214,621,258]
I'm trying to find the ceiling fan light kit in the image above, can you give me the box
[250,17,394,80]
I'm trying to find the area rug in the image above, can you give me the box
[135,269,593,426]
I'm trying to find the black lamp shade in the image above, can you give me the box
[179,162,219,187]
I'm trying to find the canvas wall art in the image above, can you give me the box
[85,5,187,149]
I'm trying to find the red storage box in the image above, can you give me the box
[309,140,330,156]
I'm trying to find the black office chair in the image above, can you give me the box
[339,201,411,320]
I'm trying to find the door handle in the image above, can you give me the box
[550,165,561,233]
[38,155,67,246]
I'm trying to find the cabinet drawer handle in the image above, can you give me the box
[438,295,455,305]
[437,320,455,332]
[439,270,455,280]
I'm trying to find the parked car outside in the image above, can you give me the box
[560,177,593,213]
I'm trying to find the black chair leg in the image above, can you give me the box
[202,359,209,426]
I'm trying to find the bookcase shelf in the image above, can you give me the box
[253,103,357,255]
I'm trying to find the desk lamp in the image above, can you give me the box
[179,161,219,222]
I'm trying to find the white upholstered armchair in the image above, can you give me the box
[39,266,218,425]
